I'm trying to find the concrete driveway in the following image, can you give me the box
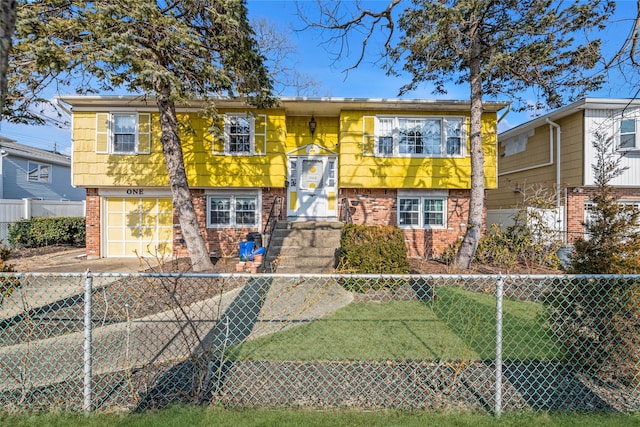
[9,248,153,273]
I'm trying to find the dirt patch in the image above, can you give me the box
[408,258,562,275]
[5,245,562,275]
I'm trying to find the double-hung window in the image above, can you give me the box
[207,192,260,228]
[584,200,640,239]
[375,116,464,157]
[398,192,447,228]
[619,118,639,150]
[113,114,136,153]
[96,112,151,154]
[27,161,51,183]
[225,114,254,155]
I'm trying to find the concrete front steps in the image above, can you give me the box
[264,221,344,274]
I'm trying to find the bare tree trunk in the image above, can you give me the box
[156,93,214,272]
[0,0,17,121]
[455,31,484,270]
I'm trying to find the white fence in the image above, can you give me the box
[487,207,565,241]
[0,198,86,244]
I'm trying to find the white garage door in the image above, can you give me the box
[105,197,173,258]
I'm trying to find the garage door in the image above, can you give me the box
[105,197,173,258]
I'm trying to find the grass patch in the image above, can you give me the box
[1,406,638,427]
[227,300,476,360]
[434,287,564,361]
[226,286,563,361]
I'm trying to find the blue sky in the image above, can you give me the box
[0,0,637,155]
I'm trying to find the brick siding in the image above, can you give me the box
[85,188,101,259]
[175,188,287,258]
[566,186,640,243]
[339,188,474,258]
[85,187,476,260]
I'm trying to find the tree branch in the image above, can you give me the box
[299,0,400,72]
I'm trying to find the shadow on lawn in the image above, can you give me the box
[132,277,273,411]
[431,285,613,411]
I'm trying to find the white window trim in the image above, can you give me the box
[27,161,51,183]
[96,112,151,155]
[584,199,640,238]
[373,115,466,158]
[616,116,640,152]
[206,190,262,228]
[112,113,137,154]
[397,190,448,229]
[212,113,267,156]
[224,113,255,156]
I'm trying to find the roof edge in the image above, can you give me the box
[55,95,510,113]
[500,97,640,138]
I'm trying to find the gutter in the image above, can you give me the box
[497,123,555,176]
[545,118,562,210]
[498,118,564,238]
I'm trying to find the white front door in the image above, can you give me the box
[288,156,337,219]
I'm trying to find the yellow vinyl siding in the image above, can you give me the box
[284,116,340,152]
[339,110,498,189]
[73,110,287,188]
[195,112,286,187]
[72,105,500,191]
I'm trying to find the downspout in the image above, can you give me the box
[0,148,7,199]
[545,118,562,239]
[563,187,568,245]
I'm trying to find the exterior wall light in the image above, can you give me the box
[308,115,317,136]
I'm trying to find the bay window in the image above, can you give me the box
[375,116,464,157]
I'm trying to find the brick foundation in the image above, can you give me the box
[566,187,640,243]
[339,188,474,258]
[85,188,101,259]
[86,186,476,260]
[174,188,287,258]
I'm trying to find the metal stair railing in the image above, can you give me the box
[339,197,353,224]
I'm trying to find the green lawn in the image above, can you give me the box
[226,286,563,361]
[2,406,638,427]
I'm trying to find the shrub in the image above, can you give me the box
[0,245,19,305]
[553,132,640,386]
[439,184,562,271]
[439,223,560,271]
[8,217,86,248]
[548,278,640,386]
[337,225,410,292]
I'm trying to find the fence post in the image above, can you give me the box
[495,275,504,417]
[83,270,93,413]
[22,198,31,219]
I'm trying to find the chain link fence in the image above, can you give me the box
[0,272,638,413]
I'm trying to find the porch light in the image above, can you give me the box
[308,115,317,136]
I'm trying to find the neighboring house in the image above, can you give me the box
[58,96,507,259]
[0,137,85,201]
[488,97,640,243]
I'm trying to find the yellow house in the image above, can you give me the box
[58,96,507,259]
